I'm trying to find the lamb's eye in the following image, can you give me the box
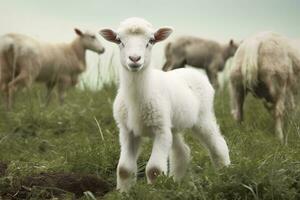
[115,38,121,43]
[116,38,124,47]
[91,35,96,39]
[146,38,155,48]
[149,38,155,44]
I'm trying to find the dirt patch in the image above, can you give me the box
[2,172,112,199]
[0,161,8,176]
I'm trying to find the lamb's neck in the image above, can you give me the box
[71,38,87,66]
[120,67,153,103]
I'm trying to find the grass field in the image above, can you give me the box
[0,83,299,199]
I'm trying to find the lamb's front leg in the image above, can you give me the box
[146,128,172,183]
[117,128,141,192]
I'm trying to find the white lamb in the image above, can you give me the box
[99,17,230,192]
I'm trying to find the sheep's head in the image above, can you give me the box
[227,39,239,58]
[75,28,105,54]
[99,18,172,72]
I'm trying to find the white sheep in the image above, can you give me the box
[230,32,300,144]
[99,17,230,192]
[0,29,105,109]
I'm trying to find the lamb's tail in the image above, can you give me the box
[238,37,261,88]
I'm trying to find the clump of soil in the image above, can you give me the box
[2,172,112,199]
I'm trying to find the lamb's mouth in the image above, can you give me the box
[127,63,143,72]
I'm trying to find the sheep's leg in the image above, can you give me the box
[57,86,66,105]
[287,89,295,110]
[7,71,30,110]
[0,57,11,109]
[229,81,245,122]
[169,134,190,181]
[45,82,56,105]
[117,128,141,192]
[1,84,9,109]
[146,128,172,183]
[265,75,287,144]
[57,76,71,105]
[0,77,9,109]
[206,68,219,89]
[0,81,9,110]
[0,56,5,93]
[273,88,286,144]
[193,112,230,169]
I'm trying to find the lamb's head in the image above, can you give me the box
[99,17,172,72]
[74,28,105,54]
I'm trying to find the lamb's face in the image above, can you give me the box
[99,18,173,72]
[75,28,105,54]
[116,32,154,72]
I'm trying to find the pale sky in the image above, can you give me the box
[1,0,299,88]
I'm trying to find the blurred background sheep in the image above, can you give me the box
[0,30,105,109]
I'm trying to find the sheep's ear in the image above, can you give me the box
[229,39,234,46]
[154,27,173,43]
[99,29,120,44]
[74,28,83,36]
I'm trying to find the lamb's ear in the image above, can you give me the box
[229,39,234,46]
[154,27,173,43]
[99,29,120,44]
[74,28,83,36]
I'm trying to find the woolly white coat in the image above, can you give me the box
[114,67,214,136]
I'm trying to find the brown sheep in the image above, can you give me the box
[162,36,239,88]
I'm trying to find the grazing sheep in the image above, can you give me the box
[99,17,230,192]
[162,36,239,88]
[0,29,105,109]
[229,32,300,144]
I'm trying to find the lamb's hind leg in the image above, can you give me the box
[169,134,191,181]
[146,127,172,183]
[117,127,141,192]
[193,112,230,169]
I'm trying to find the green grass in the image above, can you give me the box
[0,84,299,199]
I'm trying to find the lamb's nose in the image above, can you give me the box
[129,56,141,63]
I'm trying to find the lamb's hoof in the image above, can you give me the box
[146,167,161,183]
